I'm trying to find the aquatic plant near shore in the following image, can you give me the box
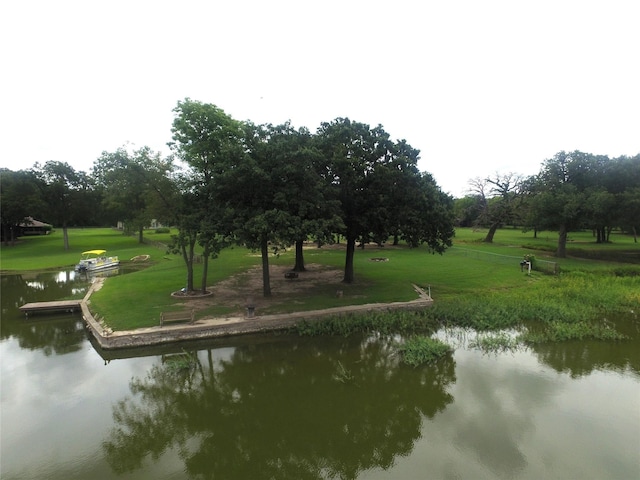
[396,336,453,367]
[520,321,629,343]
[332,361,355,384]
[469,332,521,353]
[292,311,438,337]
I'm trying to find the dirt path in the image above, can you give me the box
[170,263,349,318]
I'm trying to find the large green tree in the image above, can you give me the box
[378,140,454,250]
[316,118,453,283]
[33,161,93,250]
[397,172,455,251]
[0,168,44,245]
[529,151,597,257]
[93,146,173,243]
[603,154,640,241]
[453,195,483,227]
[216,122,314,296]
[170,99,244,293]
[316,118,396,283]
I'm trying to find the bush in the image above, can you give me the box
[154,227,170,234]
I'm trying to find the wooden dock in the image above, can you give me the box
[19,300,82,317]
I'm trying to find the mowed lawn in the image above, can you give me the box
[0,228,175,271]
[2,226,637,330]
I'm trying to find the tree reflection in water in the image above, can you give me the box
[104,334,456,479]
[1,272,87,355]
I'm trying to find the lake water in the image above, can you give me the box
[1,270,639,479]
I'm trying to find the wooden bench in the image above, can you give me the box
[160,309,195,327]
[284,272,299,279]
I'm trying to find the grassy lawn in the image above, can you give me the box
[0,227,176,271]
[2,227,638,331]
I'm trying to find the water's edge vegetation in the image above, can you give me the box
[2,227,638,366]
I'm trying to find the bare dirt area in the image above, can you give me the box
[172,263,346,317]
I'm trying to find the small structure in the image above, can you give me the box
[520,259,532,274]
[18,217,52,236]
[246,297,256,318]
[19,300,81,318]
[160,309,195,327]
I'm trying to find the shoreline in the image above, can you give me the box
[81,279,434,350]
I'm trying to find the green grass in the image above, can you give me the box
[0,227,177,271]
[2,227,638,335]
[454,227,640,266]
[90,245,262,329]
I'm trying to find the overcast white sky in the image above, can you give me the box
[2,0,638,197]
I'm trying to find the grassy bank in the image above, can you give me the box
[2,228,638,337]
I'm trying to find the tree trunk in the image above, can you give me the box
[343,236,356,284]
[181,237,196,291]
[138,226,144,244]
[201,250,209,294]
[261,237,271,297]
[293,238,306,272]
[556,224,568,258]
[63,223,69,251]
[483,223,499,243]
[632,226,638,243]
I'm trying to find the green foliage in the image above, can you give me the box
[469,332,520,353]
[396,336,452,367]
[292,311,438,337]
[520,321,628,343]
[316,118,454,283]
[3,227,638,339]
[93,146,172,240]
[154,227,170,234]
[526,151,640,257]
[0,168,45,242]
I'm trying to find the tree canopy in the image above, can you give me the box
[14,99,639,291]
[167,102,455,293]
[458,151,640,254]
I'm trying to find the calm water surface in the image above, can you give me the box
[1,270,639,479]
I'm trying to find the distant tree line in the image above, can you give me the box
[1,99,455,295]
[5,98,635,286]
[453,151,640,256]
